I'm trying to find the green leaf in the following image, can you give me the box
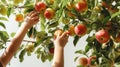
[24,2,34,13]
[111,10,120,19]
[73,35,80,46]
[0,17,8,21]
[10,32,16,37]
[19,49,26,62]
[27,51,31,56]
[76,65,84,67]
[1,0,7,4]
[41,52,47,62]
[35,47,42,59]
[40,14,46,31]
[0,43,5,49]
[61,0,68,8]
[0,31,9,43]
[74,56,79,62]
[24,8,34,13]
[47,54,53,61]
[86,36,95,43]
[0,22,6,29]
[56,8,63,19]
[85,44,92,53]
[35,31,48,47]
[47,21,59,28]
[25,2,34,8]
[75,50,85,54]
[115,56,120,63]
[7,7,12,17]
[102,16,110,24]
[27,27,37,38]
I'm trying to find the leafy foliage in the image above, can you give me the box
[0,0,120,66]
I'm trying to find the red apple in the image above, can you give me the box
[74,24,87,36]
[95,29,110,43]
[75,0,88,12]
[88,56,96,66]
[35,2,46,12]
[49,48,54,54]
[78,57,88,66]
[44,8,55,19]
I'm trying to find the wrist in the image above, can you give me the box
[55,46,64,54]
[23,22,32,29]
[55,45,64,50]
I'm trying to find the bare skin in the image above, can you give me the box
[52,32,69,67]
[0,11,39,67]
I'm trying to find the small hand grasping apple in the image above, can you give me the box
[24,11,39,28]
[52,30,69,67]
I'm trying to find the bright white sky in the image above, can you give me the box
[0,14,87,67]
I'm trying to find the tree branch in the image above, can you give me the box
[0,39,36,43]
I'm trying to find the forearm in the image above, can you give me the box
[52,46,64,67]
[0,22,30,66]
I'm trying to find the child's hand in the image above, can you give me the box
[25,11,39,28]
[54,31,69,48]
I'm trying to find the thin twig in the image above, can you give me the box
[0,39,36,43]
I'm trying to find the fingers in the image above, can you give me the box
[55,31,69,40]
[34,19,39,24]
[28,11,39,17]
[31,16,39,21]
[26,11,39,22]
[31,12,39,17]
[28,11,35,16]
[61,31,69,38]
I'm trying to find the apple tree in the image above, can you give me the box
[0,0,120,67]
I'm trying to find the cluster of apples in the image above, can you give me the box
[54,22,120,45]
[66,0,88,12]
[15,1,55,22]
[78,56,96,67]
[69,22,119,44]
[54,23,87,37]
[35,1,55,19]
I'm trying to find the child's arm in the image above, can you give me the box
[52,32,69,67]
[0,11,39,67]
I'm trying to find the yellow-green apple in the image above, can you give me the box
[54,29,63,39]
[44,8,55,19]
[15,14,24,22]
